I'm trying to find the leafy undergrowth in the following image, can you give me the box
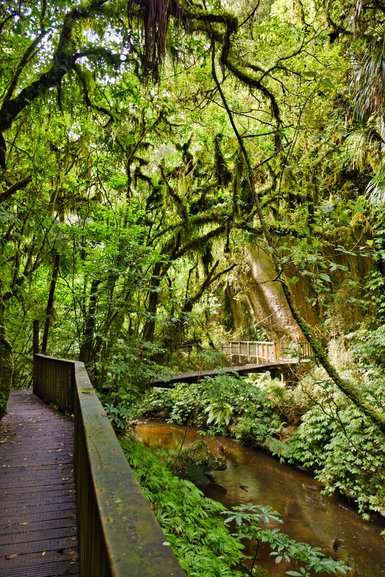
[167,348,231,373]
[286,380,385,517]
[121,435,350,577]
[137,373,284,451]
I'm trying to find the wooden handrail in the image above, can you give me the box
[33,354,185,577]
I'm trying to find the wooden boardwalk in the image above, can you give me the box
[0,390,79,577]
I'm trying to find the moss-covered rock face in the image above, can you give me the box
[0,336,13,419]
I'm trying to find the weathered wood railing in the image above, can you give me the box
[220,340,314,364]
[220,340,276,363]
[33,353,185,577]
[296,340,314,359]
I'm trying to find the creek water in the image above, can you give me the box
[133,421,385,577]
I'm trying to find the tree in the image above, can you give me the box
[1,0,385,439]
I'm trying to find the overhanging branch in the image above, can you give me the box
[0,0,109,168]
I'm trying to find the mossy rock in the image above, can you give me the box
[171,440,226,485]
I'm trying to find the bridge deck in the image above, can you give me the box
[151,359,299,387]
[0,390,79,577]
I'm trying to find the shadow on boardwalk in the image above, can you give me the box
[0,390,79,577]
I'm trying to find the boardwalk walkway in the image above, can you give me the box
[0,390,79,577]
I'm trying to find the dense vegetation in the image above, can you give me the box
[1,0,385,573]
[121,434,351,577]
[135,368,385,518]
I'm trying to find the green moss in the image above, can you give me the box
[170,439,226,484]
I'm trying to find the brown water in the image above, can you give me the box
[133,421,385,577]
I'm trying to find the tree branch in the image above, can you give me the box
[73,64,114,124]
[2,31,47,106]
[0,0,109,168]
[0,176,32,203]
[188,6,282,151]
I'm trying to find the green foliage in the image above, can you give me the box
[223,503,350,577]
[121,435,245,577]
[288,383,385,515]
[263,381,310,424]
[165,439,227,484]
[168,348,230,373]
[138,374,283,449]
[348,324,385,368]
[363,269,385,322]
[105,339,174,388]
[0,391,8,420]
[138,386,177,418]
[103,386,142,433]
[0,334,13,419]
[102,340,176,432]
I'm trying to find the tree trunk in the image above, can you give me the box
[41,252,60,354]
[142,261,163,342]
[79,278,101,365]
[0,298,13,419]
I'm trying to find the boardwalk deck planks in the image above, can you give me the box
[0,390,79,577]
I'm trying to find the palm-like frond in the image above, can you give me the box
[367,162,385,205]
[351,33,385,123]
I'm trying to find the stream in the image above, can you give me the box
[133,421,385,577]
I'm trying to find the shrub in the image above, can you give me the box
[347,324,385,368]
[168,348,230,373]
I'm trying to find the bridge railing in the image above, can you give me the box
[221,340,276,363]
[220,340,314,364]
[33,353,185,577]
[296,340,314,359]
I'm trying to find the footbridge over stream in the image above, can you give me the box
[0,354,186,577]
[150,339,313,387]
